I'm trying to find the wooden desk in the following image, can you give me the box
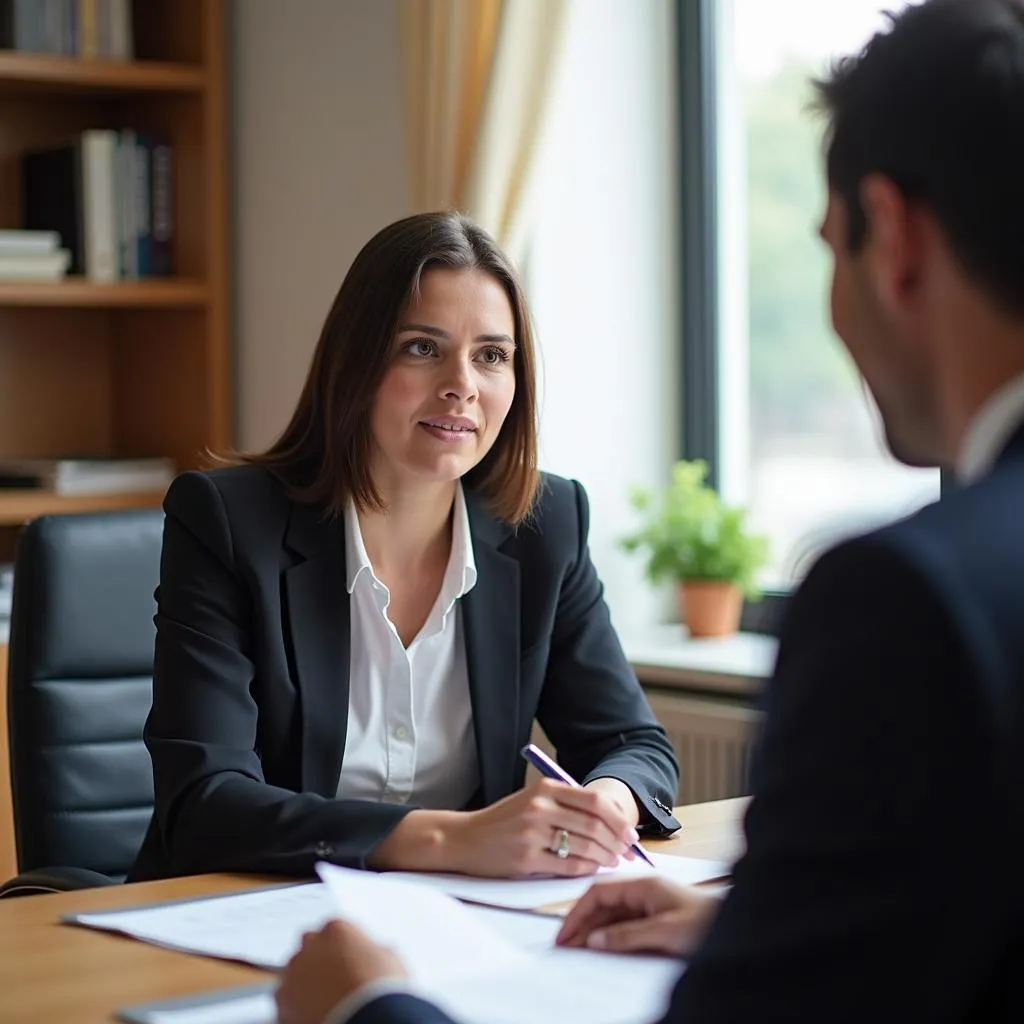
[0,799,746,1024]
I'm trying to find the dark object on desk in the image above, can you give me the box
[0,509,163,899]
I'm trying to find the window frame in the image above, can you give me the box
[675,0,949,637]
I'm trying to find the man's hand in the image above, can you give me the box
[556,876,723,956]
[275,920,407,1024]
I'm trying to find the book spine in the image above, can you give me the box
[81,129,119,281]
[109,0,129,59]
[134,134,151,277]
[77,0,97,58]
[64,0,76,54]
[43,0,62,53]
[0,230,60,256]
[21,144,84,274]
[13,0,40,51]
[0,1,14,49]
[150,139,173,276]
[0,251,70,280]
[55,0,70,53]
[117,129,137,278]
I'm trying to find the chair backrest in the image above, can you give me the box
[7,509,163,879]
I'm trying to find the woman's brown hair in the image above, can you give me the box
[237,211,540,523]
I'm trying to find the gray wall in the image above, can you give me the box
[232,0,411,449]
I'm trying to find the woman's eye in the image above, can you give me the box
[479,346,510,365]
[405,339,436,357]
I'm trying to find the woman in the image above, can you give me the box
[130,212,680,882]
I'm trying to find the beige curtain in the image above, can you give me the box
[400,0,569,260]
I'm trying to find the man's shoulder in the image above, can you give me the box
[789,460,1024,694]
[877,458,1024,584]
[804,454,1024,582]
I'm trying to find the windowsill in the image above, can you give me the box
[625,625,776,697]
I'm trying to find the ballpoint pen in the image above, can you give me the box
[520,743,657,868]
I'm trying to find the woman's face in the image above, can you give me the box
[369,268,517,491]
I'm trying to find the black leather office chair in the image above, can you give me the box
[0,509,163,898]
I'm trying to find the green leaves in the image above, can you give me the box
[619,460,769,598]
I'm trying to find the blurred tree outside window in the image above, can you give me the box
[728,0,941,587]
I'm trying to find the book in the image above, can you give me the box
[130,132,175,277]
[22,128,172,280]
[0,229,61,257]
[0,456,175,495]
[22,130,120,280]
[0,249,71,280]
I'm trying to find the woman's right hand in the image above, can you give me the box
[445,778,640,878]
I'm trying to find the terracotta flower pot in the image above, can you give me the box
[677,580,743,638]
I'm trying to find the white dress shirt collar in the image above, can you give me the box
[343,482,478,602]
[338,481,481,809]
[956,372,1024,485]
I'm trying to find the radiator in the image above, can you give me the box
[529,693,760,806]
[645,693,761,805]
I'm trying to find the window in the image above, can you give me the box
[682,0,942,601]
[528,0,680,640]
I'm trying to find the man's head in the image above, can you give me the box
[814,0,1024,466]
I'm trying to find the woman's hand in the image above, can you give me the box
[583,777,642,827]
[276,920,406,1024]
[556,876,723,956]
[445,777,641,878]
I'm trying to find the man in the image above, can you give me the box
[276,0,1024,1020]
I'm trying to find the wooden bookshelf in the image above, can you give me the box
[0,277,208,306]
[0,0,230,556]
[0,488,169,525]
[0,1,230,878]
[0,53,206,94]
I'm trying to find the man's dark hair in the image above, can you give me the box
[814,0,1024,315]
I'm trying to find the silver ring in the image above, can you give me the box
[553,828,571,860]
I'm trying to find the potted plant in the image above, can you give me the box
[620,459,769,638]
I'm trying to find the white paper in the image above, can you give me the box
[82,882,564,974]
[384,851,730,911]
[431,948,682,1024]
[76,883,332,969]
[315,864,530,984]
[462,905,563,951]
[130,952,682,1024]
[142,993,276,1024]
[77,854,725,975]
[317,863,683,1024]
[97,872,684,1024]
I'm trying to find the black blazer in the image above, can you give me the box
[349,429,1024,1024]
[130,466,680,880]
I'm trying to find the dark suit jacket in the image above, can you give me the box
[130,466,680,880]
[351,430,1024,1024]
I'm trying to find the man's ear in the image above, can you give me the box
[859,173,921,307]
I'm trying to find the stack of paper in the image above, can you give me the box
[384,850,730,910]
[316,862,683,1024]
[73,852,731,1024]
